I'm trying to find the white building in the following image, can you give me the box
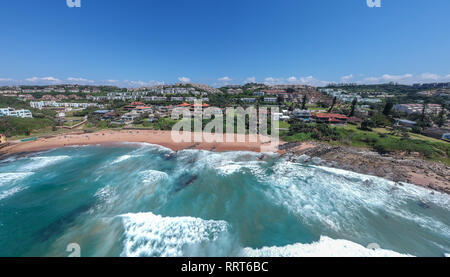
[30,101,101,110]
[0,107,33,118]
[264,97,278,103]
[393,104,442,115]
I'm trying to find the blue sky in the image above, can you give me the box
[1,0,450,87]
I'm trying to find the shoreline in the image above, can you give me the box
[0,130,284,157]
[1,130,448,195]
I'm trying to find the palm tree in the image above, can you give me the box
[328,97,337,113]
[349,98,357,117]
[382,102,394,116]
[301,95,307,110]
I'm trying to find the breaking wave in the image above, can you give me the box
[120,212,230,257]
[0,144,448,257]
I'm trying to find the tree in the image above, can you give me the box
[437,109,447,127]
[328,97,337,113]
[370,113,392,127]
[421,101,429,123]
[349,98,358,117]
[360,119,373,131]
[301,95,307,110]
[383,102,394,116]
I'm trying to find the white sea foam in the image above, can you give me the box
[241,236,413,257]
[119,142,174,153]
[0,172,34,187]
[111,155,134,164]
[119,211,413,257]
[21,155,70,171]
[0,186,27,201]
[175,150,268,177]
[139,170,169,185]
[254,160,450,240]
[120,212,229,257]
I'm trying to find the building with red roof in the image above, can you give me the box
[192,103,210,108]
[314,113,349,124]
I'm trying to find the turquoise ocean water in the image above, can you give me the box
[0,143,449,257]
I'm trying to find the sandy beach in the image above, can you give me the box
[0,130,285,156]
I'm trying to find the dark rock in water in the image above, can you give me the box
[34,202,94,242]
[418,200,431,209]
[164,153,177,160]
[363,180,373,187]
[175,175,198,192]
[278,142,301,151]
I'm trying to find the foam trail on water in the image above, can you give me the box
[0,172,33,187]
[21,156,70,171]
[0,186,28,201]
[240,237,413,257]
[111,155,134,164]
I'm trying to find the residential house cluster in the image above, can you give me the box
[320,89,383,104]
[30,101,102,110]
[0,107,33,118]
[393,104,443,115]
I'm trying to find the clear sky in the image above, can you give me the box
[1,0,450,87]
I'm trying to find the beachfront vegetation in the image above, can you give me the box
[284,122,450,164]
[0,117,56,137]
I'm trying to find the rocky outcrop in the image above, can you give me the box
[282,142,450,194]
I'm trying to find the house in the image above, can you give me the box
[0,107,33,118]
[393,104,442,115]
[293,109,312,121]
[121,112,140,122]
[171,97,184,102]
[192,103,210,108]
[264,97,278,103]
[185,97,197,102]
[0,134,6,144]
[93,110,114,115]
[0,107,16,117]
[314,113,348,124]
[177,103,191,107]
[134,106,153,114]
[395,119,417,128]
[124,102,145,110]
[273,113,290,121]
[240,98,257,103]
[102,112,121,121]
